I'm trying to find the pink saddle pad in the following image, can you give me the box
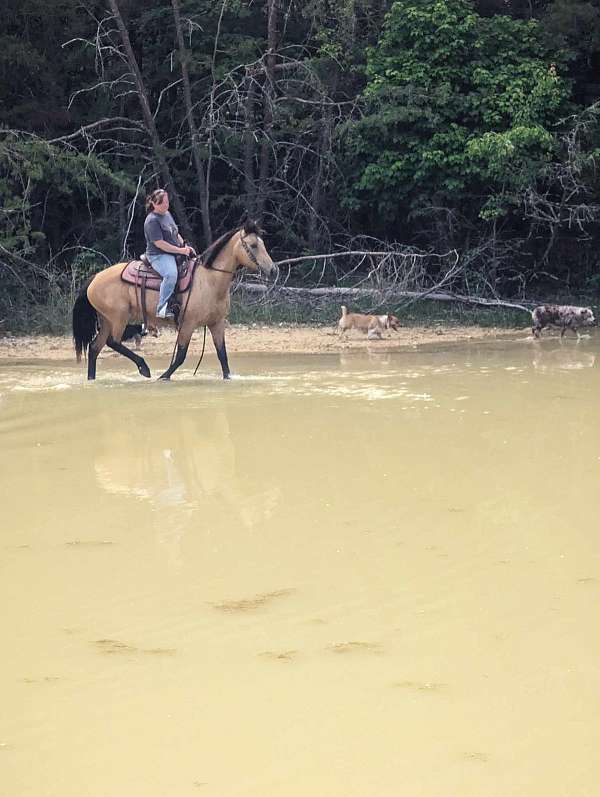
[121,259,195,293]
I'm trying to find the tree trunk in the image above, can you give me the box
[107,0,193,243]
[171,0,212,245]
[243,75,258,215]
[119,183,127,253]
[256,0,279,220]
[308,106,332,250]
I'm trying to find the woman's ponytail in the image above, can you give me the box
[145,188,166,213]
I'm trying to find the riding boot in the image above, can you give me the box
[168,299,181,326]
[156,303,175,320]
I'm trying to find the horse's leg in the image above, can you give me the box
[87,317,111,380]
[158,328,192,381]
[104,318,151,378]
[106,336,152,378]
[209,320,231,380]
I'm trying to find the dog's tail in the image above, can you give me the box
[341,305,348,317]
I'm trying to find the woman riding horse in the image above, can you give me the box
[72,220,275,381]
[143,188,192,320]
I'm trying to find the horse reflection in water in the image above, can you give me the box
[93,409,281,565]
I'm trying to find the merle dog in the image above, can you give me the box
[532,304,595,339]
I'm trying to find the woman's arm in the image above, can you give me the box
[153,239,190,255]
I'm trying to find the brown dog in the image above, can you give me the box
[531,304,595,339]
[338,305,401,339]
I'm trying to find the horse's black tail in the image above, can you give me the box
[72,278,98,361]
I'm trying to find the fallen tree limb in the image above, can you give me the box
[272,250,457,267]
[238,282,533,314]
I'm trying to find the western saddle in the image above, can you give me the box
[121,254,197,330]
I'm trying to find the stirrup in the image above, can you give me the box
[170,301,181,326]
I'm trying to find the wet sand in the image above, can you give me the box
[0,323,525,360]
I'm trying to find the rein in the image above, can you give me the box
[173,231,258,374]
[203,263,237,275]
[166,263,196,370]
[193,326,207,375]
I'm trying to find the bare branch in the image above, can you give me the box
[47,117,145,144]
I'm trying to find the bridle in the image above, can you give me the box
[240,231,262,268]
[198,230,262,275]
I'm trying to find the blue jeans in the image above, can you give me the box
[148,253,177,311]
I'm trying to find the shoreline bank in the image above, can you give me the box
[0,323,528,361]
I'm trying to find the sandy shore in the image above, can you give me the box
[0,323,525,361]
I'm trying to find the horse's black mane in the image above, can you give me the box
[202,229,236,268]
[201,220,260,269]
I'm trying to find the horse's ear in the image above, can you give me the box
[243,218,259,235]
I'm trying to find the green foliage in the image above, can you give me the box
[341,0,571,225]
[302,0,392,71]
[0,132,136,264]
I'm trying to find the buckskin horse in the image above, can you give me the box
[72,221,275,381]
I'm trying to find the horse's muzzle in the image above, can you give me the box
[263,262,279,282]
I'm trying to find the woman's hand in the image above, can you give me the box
[180,245,192,256]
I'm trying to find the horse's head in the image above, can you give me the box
[234,220,276,278]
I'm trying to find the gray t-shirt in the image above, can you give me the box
[144,211,180,257]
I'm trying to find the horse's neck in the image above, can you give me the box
[212,238,237,272]
[207,242,237,297]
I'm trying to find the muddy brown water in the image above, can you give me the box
[1,338,600,796]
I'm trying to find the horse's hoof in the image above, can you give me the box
[139,364,151,378]
[223,374,231,380]
[158,374,170,381]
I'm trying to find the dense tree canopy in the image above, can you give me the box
[2,0,600,323]
[346,1,569,221]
